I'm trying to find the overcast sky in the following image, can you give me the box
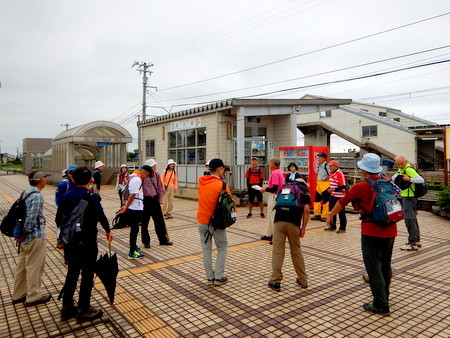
[1,0,449,155]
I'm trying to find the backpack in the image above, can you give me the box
[1,191,38,238]
[59,195,91,245]
[366,179,403,226]
[275,182,303,209]
[209,182,236,230]
[394,167,427,198]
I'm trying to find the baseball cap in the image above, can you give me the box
[67,165,78,172]
[141,165,152,174]
[208,158,225,170]
[28,170,51,182]
[328,160,339,167]
[317,153,327,158]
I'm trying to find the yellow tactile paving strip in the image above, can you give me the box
[1,173,450,337]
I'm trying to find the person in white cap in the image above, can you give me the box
[93,161,105,193]
[115,164,130,207]
[204,161,211,175]
[162,159,178,219]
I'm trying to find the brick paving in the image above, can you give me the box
[0,173,449,337]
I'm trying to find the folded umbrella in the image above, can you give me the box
[95,241,118,304]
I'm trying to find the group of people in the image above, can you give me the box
[10,151,425,323]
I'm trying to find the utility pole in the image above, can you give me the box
[133,61,154,121]
[61,123,70,130]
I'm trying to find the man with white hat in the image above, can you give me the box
[93,161,105,193]
[327,153,396,316]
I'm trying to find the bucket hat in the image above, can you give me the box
[357,153,383,173]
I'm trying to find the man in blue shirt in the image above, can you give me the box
[12,170,52,307]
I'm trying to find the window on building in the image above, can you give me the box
[379,112,387,117]
[362,125,378,137]
[168,127,206,164]
[145,139,155,157]
[320,110,332,118]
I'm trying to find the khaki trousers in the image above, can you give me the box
[271,221,307,284]
[13,238,46,303]
[162,188,175,215]
[264,193,277,237]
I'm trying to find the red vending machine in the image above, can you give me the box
[279,146,329,203]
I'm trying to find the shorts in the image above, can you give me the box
[248,187,263,204]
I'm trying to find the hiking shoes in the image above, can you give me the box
[260,213,265,218]
[268,281,281,292]
[336,229,346,234]
[128,251,145,259]
[405,242,422,248]
[261,235,272,241]
[363,302,390,316]
[12,296,26,305]
[296,279,308,289]
[246,213,252,218]
[324,227,336,231]
[60,305,78,321]
[214,277,228,286]
[76,307,103,323]
[25,294,52,307]
[400,244,418,251]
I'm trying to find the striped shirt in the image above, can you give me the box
[22,187,46,244]
[329,169,346,198]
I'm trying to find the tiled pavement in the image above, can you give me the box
[0,173,449,338]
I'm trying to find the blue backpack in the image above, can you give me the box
[366,179,403,226]
[275,183,303,210]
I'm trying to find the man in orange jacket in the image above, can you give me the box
[197,158,231,286]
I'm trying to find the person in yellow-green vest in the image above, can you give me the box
[392,155,425,252]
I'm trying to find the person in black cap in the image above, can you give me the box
[12,170,52,307]
[285,162,302,183]
[197,158,232,286]
[312,153,330,221]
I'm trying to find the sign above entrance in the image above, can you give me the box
[96,142,110,146]
[170,117,201,131]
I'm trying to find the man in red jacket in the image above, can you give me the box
[327,153,396,316]
[197,158,232,286]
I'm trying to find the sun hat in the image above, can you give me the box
[61,169,68,178]
[357,153,383,173]
[144,159,157,167]
[95,161,105,169]
[205,161,210,166]
[328,160,339,167]
[120,164,128,168]
[167,159,177,165]
[287,162,298,171]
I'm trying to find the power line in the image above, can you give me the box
[158,12,450,92]
[358,86,450,101]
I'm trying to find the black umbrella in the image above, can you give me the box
[95,242,118,304]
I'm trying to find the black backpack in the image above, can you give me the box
[394,167,428,198]
[1,191,38,238]
[59,195,91,245]
[209,182,236,230]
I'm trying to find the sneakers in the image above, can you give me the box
[60,305,78,321]
[25,294,52,307]
[324,227,336,231]
[400,244,418,251]
[296,278,308,289]
[128,251,145,259]
[246,213,252,218]
[405,242,422,248]
[214,277,228,286]
[135,246,141,252]
[164,214,173,219]
[76,307,103,323]
[268,281,281,292]
[56,243,64,249]
[336,229,346,234]
[260,213,265,218]
[160,241,173,246]
[363,302,390,316]
[261,235,272,241]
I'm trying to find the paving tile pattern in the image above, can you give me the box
[0,174,449,337]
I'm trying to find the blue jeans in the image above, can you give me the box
[198,224,227,280]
